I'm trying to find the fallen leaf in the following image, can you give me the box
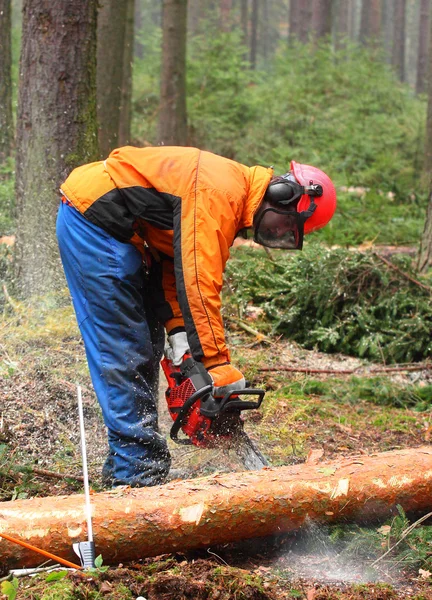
[99,581,112,593]
[318,467,336,476]
[377,525,391,535]
[419,569,432,579]
[307,589,316,600]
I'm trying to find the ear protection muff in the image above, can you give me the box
[264,177,304,207]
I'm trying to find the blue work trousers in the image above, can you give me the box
[56,201,171,487]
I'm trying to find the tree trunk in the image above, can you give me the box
[134,0,144,59]
[15,0,98,298]
[0,0,13,161]
[336,0,352,38]
[249,0,258,68]
[420,22,432,274]
[240,0,248,49]
[2,446,432,569]
[392,0,407,81]
[359,0,381,45]
[118,0,135,147]
[96,0,128,156]
[220,0,232,31]
[261,0,270,62]
[418,192,432,271]
[416,0,430,94]
[299,0,313,43]
[312,0,333,39]
[158,0,188,145]
[335,0,351,46]
[288,0,300,43]
[187,0,202,35]
[381,0,394,61]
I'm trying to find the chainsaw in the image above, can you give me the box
[161,355,268,470]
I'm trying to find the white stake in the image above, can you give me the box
[77,385,93,542]
[73,385,96,568]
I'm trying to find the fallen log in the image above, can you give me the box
[1,446,432,569]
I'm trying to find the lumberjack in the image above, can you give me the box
[56,146,337,487]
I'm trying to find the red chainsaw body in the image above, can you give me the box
[161,355,214,447]
[161,355,266,451]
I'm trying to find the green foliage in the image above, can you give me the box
[317,507,432,575]
[45,571,68,582]
[187,29,253,157]
[375,506,432,573]
[0,158,15,235]
[236,41,425,195]
[1,578,19,600]
[92,554,109,573]
[225,246,432,363]
[295,377,432,411]
[313,188,426,247]
[131,5,162,144]
[131,33,428,246]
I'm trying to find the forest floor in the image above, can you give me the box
[1,297,432,599]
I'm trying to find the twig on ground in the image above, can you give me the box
[17,466,84,482]
[371,511,432,567]
[373,253,431,294]
[225,316,273,344]
[207,548,230,566]
[2,284,20,311]
[258,364,432,375]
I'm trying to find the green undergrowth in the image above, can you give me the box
[0,158,15,236]
[0,289,86,380]
[285,377,432,412]
[320,505,432,576]
[251,374,429,465]
[313,188,426,247]
[4,557,274,600]
[225,246,432,364]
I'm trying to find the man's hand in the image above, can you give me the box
[165,331,190,366]
[208,363,246,397]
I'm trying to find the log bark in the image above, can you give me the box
[1,446,432,569]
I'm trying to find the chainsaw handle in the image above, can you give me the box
[169,384,213,444]
[200,388,265,417]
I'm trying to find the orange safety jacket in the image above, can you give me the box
[60,146,273,367]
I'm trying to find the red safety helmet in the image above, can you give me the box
[290,161,337,234]
[253,161,337,249]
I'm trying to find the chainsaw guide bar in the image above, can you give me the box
[161,355,268,470]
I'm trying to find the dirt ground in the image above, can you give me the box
[1,322,432,599]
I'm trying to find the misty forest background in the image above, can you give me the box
[0,0,432,366]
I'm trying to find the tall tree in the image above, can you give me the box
[299,0,313,43]
[249,0,258,68]
[15,0,98,297]
[134,0,144,59]
[220,0,232,31]
[312,0,333,39]
[381,0,394,60]
[416,0,430,94]
[158,0,188,145]
[419,0,432,272]
[118,0,135,146]
[359,0,381,45]
[392,0,407,81]
[0,0,13,160]
[97,0,129,156]
[335,0,352,47]
[288,0,301,43]
[240,0,248,47]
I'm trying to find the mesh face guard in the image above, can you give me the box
[253,175,323,250]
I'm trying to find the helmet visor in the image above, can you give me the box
[253,207,304,249]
